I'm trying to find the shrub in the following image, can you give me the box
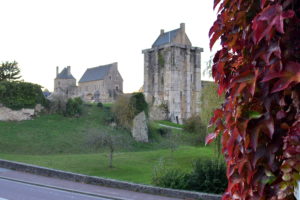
[183,115,207,145]
[187,159,227,194]
[112,93,148,130]
[111,95,135,130]
[152,158,227,194]
[0,81,47,110]
[65,97,83,117]
[97,102,103,108]
[152,168,189,190]
[129,92,148,116]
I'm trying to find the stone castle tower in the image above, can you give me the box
[54,66,77,97]
[142,23,203,124]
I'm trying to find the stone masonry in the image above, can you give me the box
[53,63,123,103]
[142,23,203,124]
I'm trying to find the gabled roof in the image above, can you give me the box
[152,29,180,47]
[79,64,113,83]
[56,68,75,79]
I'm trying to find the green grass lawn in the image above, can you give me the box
[0,104,215,185]
[0,105,130,154]
[0,146,213,184]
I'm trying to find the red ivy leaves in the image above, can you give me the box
[208,0,300,199]
[252,5,294,44]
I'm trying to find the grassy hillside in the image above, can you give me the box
[0,146,213,184]
[0,104,215,184]
[0,105,203,154]
[0,105,125,154]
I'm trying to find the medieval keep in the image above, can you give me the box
[54,62,123,102]
[142,23,203,124]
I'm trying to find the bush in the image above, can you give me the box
[0,81,47,110]
[152,158,227,194]
[187,159,227,194]
[112,93,148,130]
[111,95,135,130]
[97,102,103,108]
[65,97,83,117]
[152,168,189,189]
[183,115,207,145]
[129,92,148,116]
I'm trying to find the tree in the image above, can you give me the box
[0,61,21,81]
[207,0,299,199]
[200,82,223,154]
[87,130,126,168]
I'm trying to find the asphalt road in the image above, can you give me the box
[0,178,113,200]
[0,168,181,200]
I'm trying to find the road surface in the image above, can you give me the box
[0,168,181,200]
[0,178,113,200]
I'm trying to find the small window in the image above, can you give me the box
[116,86,119,91]
[109,76,112,80]
[58,81,60,86]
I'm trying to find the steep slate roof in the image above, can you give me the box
[79,64,112,83]
[56,68,75,79]
[152,29,180,47]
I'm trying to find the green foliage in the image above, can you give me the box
[187,159,227,194]
[200,82,224,127]
[97,102,103,108]
[0,146,214,184]
[112,95,135,130]
[0,81,47,110]
[129,92,148,116]
[112,93,148,129]
[0,61,21,81]
[200,83,223,154]
[65,97,83,117]
[183,115,207,145]
[152,158,227,194]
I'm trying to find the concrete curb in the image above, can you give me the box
[0,159,221,200]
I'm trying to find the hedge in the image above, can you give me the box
[0,81,47,110]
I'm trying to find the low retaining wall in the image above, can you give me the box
[0,159,221,200]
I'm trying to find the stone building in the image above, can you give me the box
[53,63,123,103]
[142,23,203,124]
[78,62,123,102]
[54,66,77,98]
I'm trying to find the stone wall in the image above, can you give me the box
[143,44,203,124]
[0,105,39,121]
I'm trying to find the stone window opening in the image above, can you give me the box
[116,86,119,91]
[109,76,112,80]
[58,81,60,86]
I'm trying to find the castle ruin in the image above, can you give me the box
[142,23,203,124]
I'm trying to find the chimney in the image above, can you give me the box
[67,66,71,76]
[56,66,59,77]
[180,23,185,33]
[160,29,164,35]
[180,23,186,44]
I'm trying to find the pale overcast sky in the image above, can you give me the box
[0,0,218,92]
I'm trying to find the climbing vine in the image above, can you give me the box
[206,0,300,199]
